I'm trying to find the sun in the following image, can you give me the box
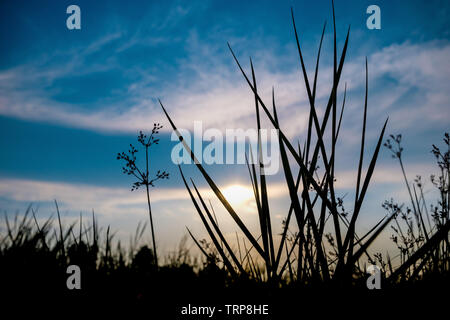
[222,184,254,207]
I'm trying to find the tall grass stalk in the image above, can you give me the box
[117,124,169,266]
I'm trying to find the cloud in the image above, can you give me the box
[368,41,450,129]
[0,177,291,213]
[0,159,440,253]
[334,162,435,190]
[0,160,436,219]
[0,178,169,214]
[0,177,291,247]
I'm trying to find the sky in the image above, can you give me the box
[0,0,449,261]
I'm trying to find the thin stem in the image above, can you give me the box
[146,145,158,267]
[398,156,418,215]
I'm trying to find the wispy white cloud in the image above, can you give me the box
[0,177,291,214]
[0,160,436,225]
[0,178,184,214]
[334,162,435,190]
[0,37,448,144]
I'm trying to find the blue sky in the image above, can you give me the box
[0,0,449,258]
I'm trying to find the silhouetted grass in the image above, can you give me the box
[159,4,449,291]
[383,132,449,283]
[160,4,391,287]
[117,123,169,267]
[0,207,229,306]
